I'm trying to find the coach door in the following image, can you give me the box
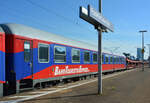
[0,36,3,83]
[16,39,33,80]
[24,40,33,79]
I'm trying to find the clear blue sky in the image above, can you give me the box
[1,0,150,58]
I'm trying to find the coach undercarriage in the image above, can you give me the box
[5,73,97,95]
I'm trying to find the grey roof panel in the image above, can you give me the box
[0,26,4,33]
[1,23,98,51]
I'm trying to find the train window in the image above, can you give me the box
[116,57,118,63]
[54,46,66,63]
[122,58,125,63]
[117,57,119,63]
[84,51,90,63]
[118,57,120,64]
[72,48,80,63]
[38,43,49,63]
[93,52,97,63]
[110,56,113,64]
[120,58,122,63]
[24,41,30,62]
[116,58,118,63]
[113,57,116,63]
[105,55,109,63]
[102,54,104,62]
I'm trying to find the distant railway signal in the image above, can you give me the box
[142,48,145,54]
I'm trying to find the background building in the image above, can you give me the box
[137,48,142,61]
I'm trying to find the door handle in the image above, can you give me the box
[28,62,32,68]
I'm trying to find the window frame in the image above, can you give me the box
[102,54,104,63]
[54,45,66,63]
[122,58,125,63]
[93,52,98,63]
[84,50,90,63]
[105,55,109,64]
[24,41,31,62]
[38,43,50,63]
[110,56,113,64]
[120,57,122,63]
[114,56,117,64]
[72,48,80,63]
[117,57,119,63]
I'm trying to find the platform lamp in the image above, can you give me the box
[139,30,147,71]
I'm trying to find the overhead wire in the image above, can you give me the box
[62,0,95,30]
[0,3,57,31]
[26,0,80,26]
[0,6,93,42]
[26,0,95,33]
[0,0,96,39]
[0,0,105,42]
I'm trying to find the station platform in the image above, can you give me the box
[1,67,150,103]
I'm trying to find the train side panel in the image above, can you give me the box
[5,33,126,93]
[7,34,126,84]
[9,36,99,87]
[102,54,126,72]
[0,34,5,97]
[31,41,98,83]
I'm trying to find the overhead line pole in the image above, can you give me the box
[142,32,144,71]
[98,0,102,95]
[139,30,147,71]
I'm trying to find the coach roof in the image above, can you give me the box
[0,23,98,51]
[0,26,4,33]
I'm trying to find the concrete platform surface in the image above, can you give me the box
[18,68,150,103]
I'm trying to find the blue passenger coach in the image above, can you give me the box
[0,27,5,97]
